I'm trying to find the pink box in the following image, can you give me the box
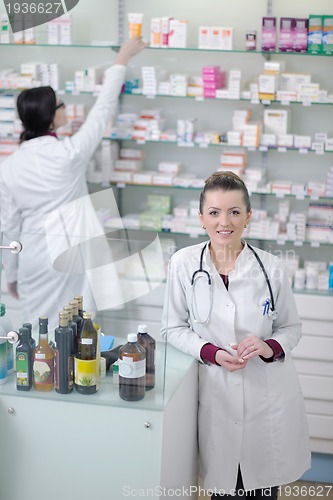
[202,65,220,75]
[203,90,217,98]
[279,17,295,52]
[262,17,277,51]
[293,18,308,53]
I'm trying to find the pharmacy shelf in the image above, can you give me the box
[123,91,333,107]
[3,42,332,56]
[92,182,333,203]
[109,138,333,155]
[103,225,333,248]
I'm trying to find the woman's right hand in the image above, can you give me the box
[115,37,146,65]
[215,349,247,372]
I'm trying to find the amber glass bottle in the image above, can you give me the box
[33,317,55,392]
[119,333,146,401]
[137,324,156,390]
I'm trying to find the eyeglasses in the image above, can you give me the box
[55,101,65,110]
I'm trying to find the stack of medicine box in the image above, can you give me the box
[139,194,171,231]
[216,69,242,100]
[306,203,333,243]
[170,74,188,96]
[227,110,250,146]
[131,109,164,141]
[152,161,181,187]
[259,60,285,101]
[202,66,226,99]
[110,148,143,184]
[141,66,158,96]
[0,94,15,138]
[326,167,333,196]
[177,119,197,144]
[219,149,247,177]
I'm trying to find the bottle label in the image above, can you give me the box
[74,357,97,387]
[119,358,145,379]
[81,338,93,345]
[35,353,46,359]
[0,342,8,380]
[33,358,54,386]
[16,352,29,386]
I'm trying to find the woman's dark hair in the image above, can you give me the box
[17,86,57,143]
[199,171,251,213]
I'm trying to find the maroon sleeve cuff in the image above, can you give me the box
[200,343,221,365]
[260,339,285,363]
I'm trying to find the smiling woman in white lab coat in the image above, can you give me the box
[0,37,145,335]
[161,171,310,499]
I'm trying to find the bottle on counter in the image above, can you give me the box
[74,295,84,318]
[119,333,146,402]
[0,303,14,375]
[74,312,98,395]
[33,316,55,392]
[22,322,36,351]
[63,305,76,356]
[137,324,156,391]
[0,325,8,386]
[54,312,74,394]
[69,300,83,349]
[16,326,33,391]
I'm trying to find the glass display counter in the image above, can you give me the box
[0,224,199,499]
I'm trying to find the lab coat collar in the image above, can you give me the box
[203,239,254,277]
[20,135,58,149]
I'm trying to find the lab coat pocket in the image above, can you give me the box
[256,301,274,339]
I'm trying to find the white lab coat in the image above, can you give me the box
[0,65,126,337]
[161,241,311,493]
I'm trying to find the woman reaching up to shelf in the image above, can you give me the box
[161,171,311,499]
[0,36,146,336]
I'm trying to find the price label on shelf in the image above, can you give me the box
[72,90,80,96]
[189,234,199,239]
[299,148,308,154]
[302,100,312,107]
[195,96,204,101]
[281,100,290,106]
[137,140,146,145]
[278,147,287,153]
[295,194,305,200]
[261,100,271,106]
[116,183,126,189]
[178,142,195,147]
[259,146,268,152]
[251,98,260,105]
[247,147,256,152]
[277,239,286,246]
[294,241,304,247]
[311,241,320,248]
[275,192,285,198]
[315,150,325,155]
[310,195,319,201]
[199,143,208,148]
[146,94,156,99]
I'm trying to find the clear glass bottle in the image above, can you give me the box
[137,324,156,390]
[33,317,55,392]
[16,327,33,391]
[74,312,98,395]
[54,312,74,394]
[119,333,146,401]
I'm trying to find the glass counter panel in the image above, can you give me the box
[0,187,194,408]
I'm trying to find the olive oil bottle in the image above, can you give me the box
[16,327,33,391]
[33,317,55,392]
[74,312,98,395]
[119,333,146,401]
[54,312,74,394]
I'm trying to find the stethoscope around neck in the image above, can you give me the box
[190,242,277,324]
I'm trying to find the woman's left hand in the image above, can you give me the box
[236,336,273,361]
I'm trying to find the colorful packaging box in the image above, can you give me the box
[307,15,323,54]
[293,18,308,52]
[322,15,333,54]
[262,17,277,51]
[279,18,295,52]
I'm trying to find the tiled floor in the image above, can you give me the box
[198,481,333,499]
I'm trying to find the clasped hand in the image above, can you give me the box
[215,336,274,372]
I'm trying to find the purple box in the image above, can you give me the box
[279,17,295,52]
[293,18,308,52]
[262,17,277,51]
